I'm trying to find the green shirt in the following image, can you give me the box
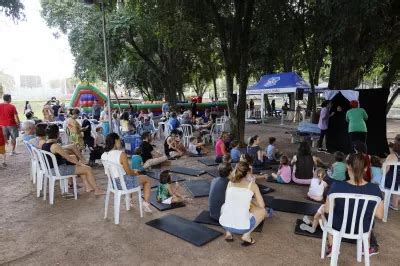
[346,108,368,133]
[331,162,347,181]
[156,183,170,202]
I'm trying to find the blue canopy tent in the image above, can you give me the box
[245,72,324,122]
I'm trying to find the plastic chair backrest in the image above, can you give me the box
[102,159,128,191]
[326,193,381,237]
[380,162,400,194]
[23,140,34,159]
[40,149,63,177]
[32,146,48,174]
[181,124,192,137]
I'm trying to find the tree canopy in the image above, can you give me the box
[40,0,400,141]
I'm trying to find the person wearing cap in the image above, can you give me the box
[346,100,368,148]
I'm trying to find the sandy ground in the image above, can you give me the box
[0,119,399,266]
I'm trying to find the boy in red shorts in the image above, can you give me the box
[0,126,6,168]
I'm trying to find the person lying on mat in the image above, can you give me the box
[269,155,292,184]
[307,168,328,202]
[219,161,266,245]
[42,124,104,195]
[323,153,383,257]
[215,132,229,163]
[209,163,233,220]
[156,170,184,204]
[141,132,168,169]
[291,142,324,184]
[101,133,152,212]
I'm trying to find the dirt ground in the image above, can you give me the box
[0,119,399,266]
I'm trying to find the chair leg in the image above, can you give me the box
[43,176,48,201]
[104,189,110,219]
[363,234,370,266]
[330,234,341,266]
[357,239,362,262]
[137,190,143,218]
[72,176,77,200]
[114,193,121,224]
[49,179,55,205]
[383,191,391,222]
[125,194,131,211]
[321,230,327,259]
[36,171,43,198]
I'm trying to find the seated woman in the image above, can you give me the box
[41,124,103,195]
[383,141,400,210]
[247,135,267,168]
[209,163,233,220]
[219,161,266,245]
[323,153,383,257]
[101,133,152,212]
[215,132,229,163]
[291,142,321,185]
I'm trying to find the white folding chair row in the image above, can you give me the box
[380,162,400,222]
[320,193,381,266]
[23,140,37,184]
[102,160,143,224]
[39,149,77,204]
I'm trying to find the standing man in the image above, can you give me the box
[0,94,20,155]
[161,99,169,116]
[52,100,61,121]
[92,100,102,121]
[317,100,332,152]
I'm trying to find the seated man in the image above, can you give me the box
[168,112,180,130]
[22,120,36,141]
[208,163,233,220]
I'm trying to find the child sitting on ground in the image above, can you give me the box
[156,170,184,204]
[0,126,6,168]
[209,163,233,220]
[230,140,241,163]
[307,168,328,202]
[131,147,144,172]
[266,137,282,163]
[223,153,232,164]
[268,155,291,184]
[371,155,382,185]
[187,136,209,156]
[329,151,347,182]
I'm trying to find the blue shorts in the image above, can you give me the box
[276,175,286,184]
[51,164,76,176]
[115,175,139,190]
[222,216,256,234]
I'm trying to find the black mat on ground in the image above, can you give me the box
[198,158,219,166]
[270,199,319,216]
[262,195,275,207]
[170,166,206,176]
[207,169,219,177]
[146,171,186,182]
[185,180,211,197]
[257,183,275,194]
[146,214,223,246]
[147,191,185,211]
[193,211,264,232]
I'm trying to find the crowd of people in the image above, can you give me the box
[1,92,399,258]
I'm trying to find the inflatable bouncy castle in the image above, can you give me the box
[69,84,107,113]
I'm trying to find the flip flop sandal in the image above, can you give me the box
[224,234,234,242]
[241,238,255,247]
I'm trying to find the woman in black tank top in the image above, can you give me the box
[42,124,104,195]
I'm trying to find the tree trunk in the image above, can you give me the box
[225,69,238,137]
[211,67,218,99]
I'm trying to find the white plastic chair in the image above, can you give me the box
[320,193,381,266]
[40,150,78,205]
[102,160,143,224]
[31,146,46,198]
[380,162,400,222]
[180,124,193,147]
[23,140,37,184]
